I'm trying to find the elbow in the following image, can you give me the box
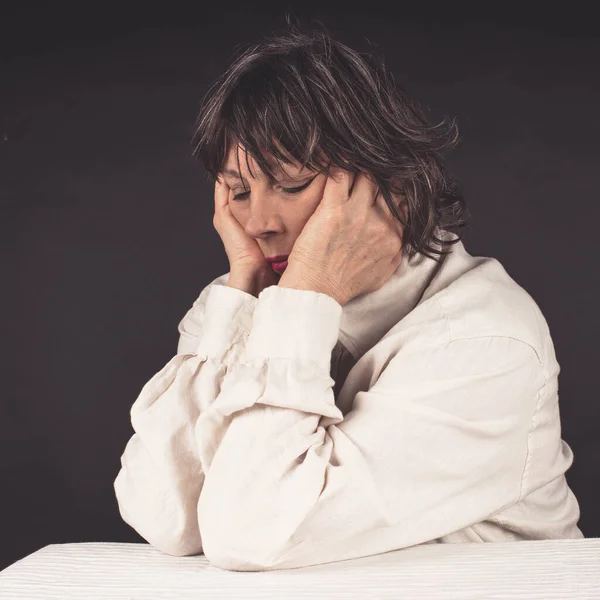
[146,531,204,558]
[198,496,285,571]
[144,516,204,557]
[114,469,204,558]
[200,536,282,572]
[133,519,204,557]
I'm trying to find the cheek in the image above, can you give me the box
[287,184,325,232]
[288,203,316,234]
[229,205,246,225]
[305,184,325,212]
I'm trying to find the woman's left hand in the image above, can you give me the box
[278,168,406,306]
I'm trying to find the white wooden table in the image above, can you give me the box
[1,538,599,599]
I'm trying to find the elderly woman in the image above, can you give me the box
[113,23,583,571]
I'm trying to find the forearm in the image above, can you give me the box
[226,274,259,298]
[227,269,275,298]
[278,271,347,306]
[114,284,257,557]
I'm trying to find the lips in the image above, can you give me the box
[266,255,289,263]
[266,255,289,274]
[270,259,288,273]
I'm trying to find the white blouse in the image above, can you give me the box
[113,231,583,571]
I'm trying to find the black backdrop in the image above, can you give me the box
[2,2,599,572]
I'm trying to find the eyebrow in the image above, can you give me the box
[221,167,306,182]
[222,169,249,180]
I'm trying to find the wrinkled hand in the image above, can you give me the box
[279,168,405,306]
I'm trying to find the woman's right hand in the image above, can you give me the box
[213,176,278,292]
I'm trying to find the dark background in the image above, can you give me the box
[2,2,599,572]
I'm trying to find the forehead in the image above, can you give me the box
[223,144,303,179]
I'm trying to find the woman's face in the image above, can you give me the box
[220,145,328,273]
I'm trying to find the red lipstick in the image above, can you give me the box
[266,255,289,262]
[266,255,289,273]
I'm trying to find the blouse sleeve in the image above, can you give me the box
[194,285,545,571]
[113,278,257,556]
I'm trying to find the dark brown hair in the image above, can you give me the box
[191,18,471,261]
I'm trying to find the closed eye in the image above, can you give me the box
[232,175,317,201]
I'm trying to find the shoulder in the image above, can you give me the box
[419,244,554,369]
[374,334,545,401]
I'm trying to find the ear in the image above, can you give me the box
[387,177,408,215]
[399,196,409,223]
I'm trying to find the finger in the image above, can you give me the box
[322,167,353,205]
[382,191,408,225]
[349,171,380,207]
[214,176,230,214]
[373,186,403,218]
[374,187,391,215]
[375,191,406,239]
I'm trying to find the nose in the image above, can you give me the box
[242,189,285,239]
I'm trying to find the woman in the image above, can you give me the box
[113,23,584,571]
